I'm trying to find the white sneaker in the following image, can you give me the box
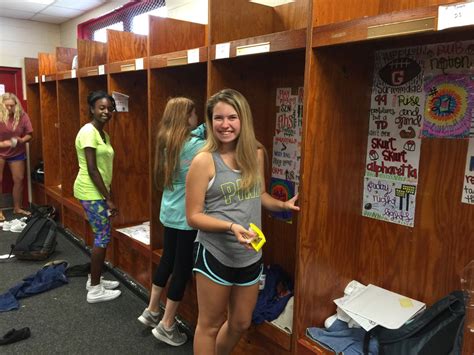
[2,220,14,231]
[86,275,120,290]
[10,221,27,233]
[87,284,121,303]
[2,217,27,231]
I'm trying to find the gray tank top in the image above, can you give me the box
[196,152,262,267]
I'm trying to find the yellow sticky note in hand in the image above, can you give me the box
[249,223,266,252]
[399,298,414,308]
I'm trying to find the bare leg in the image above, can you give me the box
[90,246,106,286]
[161,299,180,328]
[216,282,259,355]
[9,160,30,215]
[148,284,164,313]
[194,273,230,355]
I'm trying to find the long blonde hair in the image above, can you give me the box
[0,93,24,130]
[154,97,196,191]
[204,88,263,191]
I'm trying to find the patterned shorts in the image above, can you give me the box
[79,199,111,248]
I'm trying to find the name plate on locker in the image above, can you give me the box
[65,69,76,79]
[167,56,188,67]
[331,32,347,39]
[120,63,136,72]
[236,42,270,56]
[87,68,99,76]
[367,17,435,39]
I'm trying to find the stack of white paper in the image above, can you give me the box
[335,284,425,331]
[116,222,150,245]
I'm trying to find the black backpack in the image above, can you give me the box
[29,204,56,220]
[364,290,465,355]
[10,215,58,261]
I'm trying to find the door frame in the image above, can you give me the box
[0,66,31,207]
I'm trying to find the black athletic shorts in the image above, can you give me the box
[193,242,263,286]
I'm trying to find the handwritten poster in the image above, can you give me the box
[363,45,425,226]
[272,136,300,182]
[364,47,425,184]
[462,138,474,204]
[271,87,303,222]
[362,177,417,227]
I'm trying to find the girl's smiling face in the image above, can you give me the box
[212,101,241,144]
[91,98,114,124]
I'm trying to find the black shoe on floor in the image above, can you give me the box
[0,327,31,345]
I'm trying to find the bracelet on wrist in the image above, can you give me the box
[229,222,234,232]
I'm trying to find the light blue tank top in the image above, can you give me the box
[196,152,262,267]
[160,124,205,230]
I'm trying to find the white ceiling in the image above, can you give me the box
[0,0,108,24]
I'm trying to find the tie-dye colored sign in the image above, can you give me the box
[422,74,474,138]
[270,178,295,223]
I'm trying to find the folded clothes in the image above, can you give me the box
[0,327,31,346]
[306,319,378,355]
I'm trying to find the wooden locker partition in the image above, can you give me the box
[25,57,45,205]
[57,79,79,199]
[106,29,151,285]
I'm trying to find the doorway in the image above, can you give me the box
[0,66,30,211]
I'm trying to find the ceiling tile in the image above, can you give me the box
[30,13,68,24]
[51,0,106,11]
[40,5,83,17]
[0,1,49,12]
[0,8,36,20]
